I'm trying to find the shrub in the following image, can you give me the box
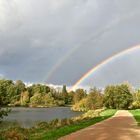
[35,121,49,129]
[1,127,29,140]
[49,119,59,128]
[131,101,140,109]
[72,98,88,111]
[0,108,11,122]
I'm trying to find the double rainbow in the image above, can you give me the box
[71,45,140,91]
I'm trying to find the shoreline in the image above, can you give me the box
[2,105,73,109]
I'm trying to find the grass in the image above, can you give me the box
[0,109,117,140]
[0,121,20,131]
[33,109,117,140]
[129,109,140,126]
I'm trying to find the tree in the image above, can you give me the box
[60,85,68,104]
[0,79,12,121]
[67,91,74,104]
[40,85,50,93]
[7,84,20,105]
[72,98,87,111]
[103,85,116,109]
[20,91,30,106]
[103,84,133,109]
[132,89,140,109]
[114,84,133,109]
[72,87,103,111]
[0,79,14,105]
[30,92,56,107]
[30,93,43,106]
[73,89,86,103]
[43,93,56,106]
[86,87,103,110]
[62,85,67,93]
[15,80,26,95]
[27,84,50,97]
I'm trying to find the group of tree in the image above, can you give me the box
[1,79,140,115]
[0,79,75,107]
[72,88,103,111]
[72,83,140,111]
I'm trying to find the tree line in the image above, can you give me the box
[72,83,140,111]
[0,80,73,107]
[1,79,140,119]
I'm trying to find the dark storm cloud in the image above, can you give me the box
[0,0,140,86]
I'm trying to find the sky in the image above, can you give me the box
[0,0,140,87]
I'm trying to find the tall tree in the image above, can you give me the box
[0,79,14,105]
[15,80,26,95]
[61,85,68,104]
[103,84,133,109]
[73,89,86,103]
[86,87,103,110]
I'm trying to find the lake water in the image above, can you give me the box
[4,107,83,127]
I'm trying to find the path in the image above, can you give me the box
[59,110,140,140]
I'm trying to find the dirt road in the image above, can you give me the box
[59,110,140,140]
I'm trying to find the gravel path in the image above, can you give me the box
[59,110,140,140]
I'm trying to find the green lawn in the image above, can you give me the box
[129,109,140,126]
[33,109,117,140]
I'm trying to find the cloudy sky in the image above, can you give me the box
[0,0,140,87]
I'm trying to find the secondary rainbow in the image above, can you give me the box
[44,11,138,83]
[71,45,140,91]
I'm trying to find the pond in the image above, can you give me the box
[4,107,83,127]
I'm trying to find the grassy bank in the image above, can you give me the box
[129,109,140,126]
[0,109,116,140]
[33,109,116,140]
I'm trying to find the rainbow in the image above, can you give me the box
[44,10,139,83]
[71,45,140,91]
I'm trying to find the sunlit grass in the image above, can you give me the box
[33,109,117,140]
[129,109,140,126]
[0,121,20,131]
[0,109,117,140]
[100,109,117,117]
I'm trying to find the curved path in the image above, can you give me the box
[59,110,140,140]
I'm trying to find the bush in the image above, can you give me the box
[1,127,29,140]
[72,98,88,111]
[131,101,140,109]
[35,121,49,129]
[0,108,11,122]
[49,119,59,128]
[59,118,69,126]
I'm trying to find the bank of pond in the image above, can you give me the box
[3,107,83,128]
[1,80,140,139]
[0,108,117,140]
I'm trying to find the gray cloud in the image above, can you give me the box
[82,49,140,87]
[0,0,140,87]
